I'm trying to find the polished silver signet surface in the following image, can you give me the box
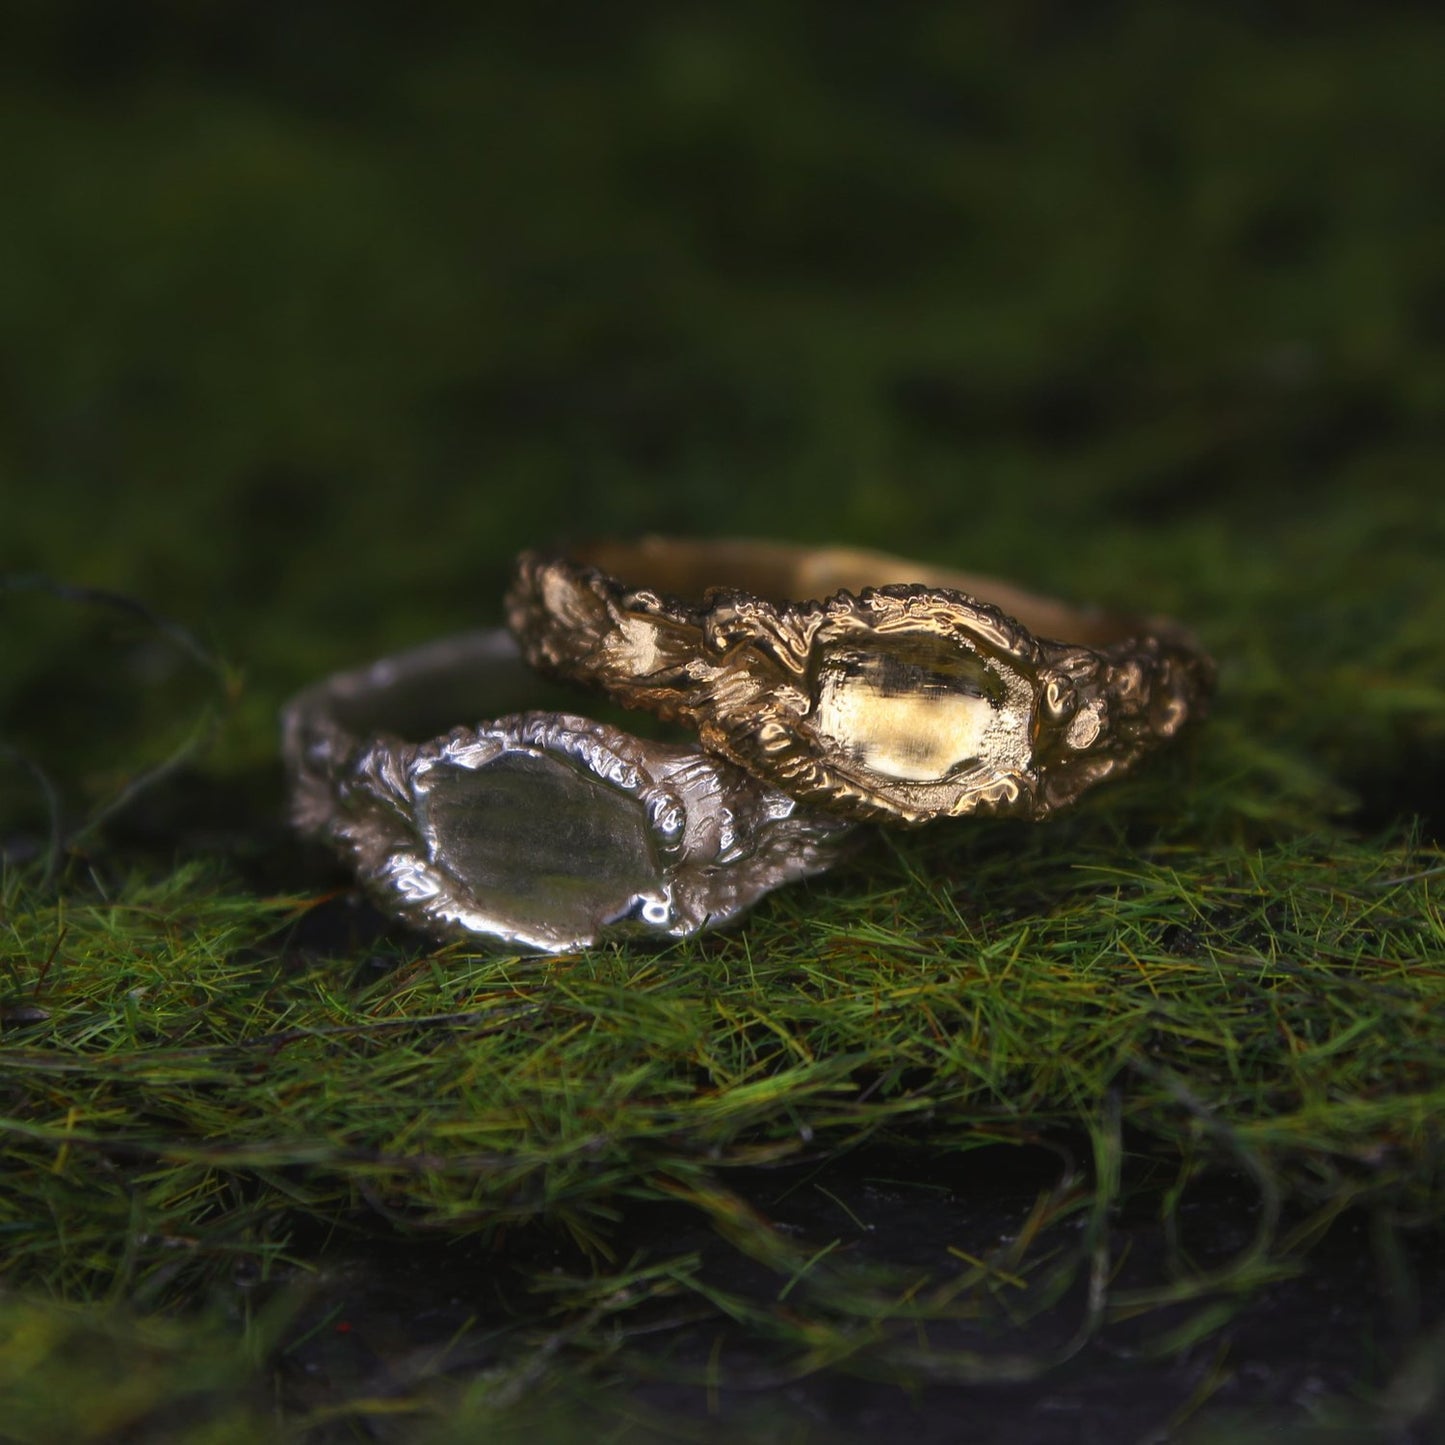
[282,630,853,952]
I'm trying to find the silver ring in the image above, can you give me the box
[280,630,855,953]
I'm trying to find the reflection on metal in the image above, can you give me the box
[281,630,854,953]
[508,539,1216,827]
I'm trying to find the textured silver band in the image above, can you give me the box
[281,629,854,952]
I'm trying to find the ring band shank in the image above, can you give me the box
[573,537,1174,650]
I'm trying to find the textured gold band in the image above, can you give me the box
[507,539,1216,826]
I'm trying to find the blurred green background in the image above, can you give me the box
[4,2,1443,819]
[4,3,1440,653]
[3,5,1445,1440]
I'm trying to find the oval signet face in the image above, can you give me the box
[415,748,661,936]
[806,637,1028,784]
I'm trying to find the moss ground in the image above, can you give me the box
[2,7,1444,1441]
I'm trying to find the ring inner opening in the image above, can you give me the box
[320,631,681,744]
[575,538,1140,646]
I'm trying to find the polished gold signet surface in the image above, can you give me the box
[507,539,1216,827]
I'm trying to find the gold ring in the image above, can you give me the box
[507,539,1215,826]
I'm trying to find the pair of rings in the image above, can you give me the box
[282,540,1214,952]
